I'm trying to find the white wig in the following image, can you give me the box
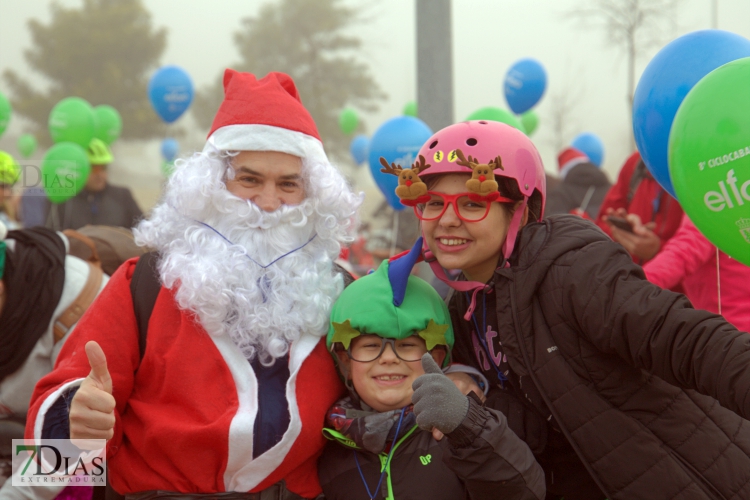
[135,148,362,365]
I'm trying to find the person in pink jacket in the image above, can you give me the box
[642,213,750,332]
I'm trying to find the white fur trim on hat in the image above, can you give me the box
[203,124,329,164]
[559,158,589,180]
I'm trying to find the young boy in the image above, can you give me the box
[318,241,544,500]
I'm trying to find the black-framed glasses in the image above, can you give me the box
[347,334,428,363]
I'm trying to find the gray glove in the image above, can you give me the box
[412,353,469,434]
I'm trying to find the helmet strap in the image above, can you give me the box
[421,238,490,321]
[501,198,527,262]
[420,196,527,321]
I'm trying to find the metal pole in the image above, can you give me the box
[712,0,718,29]
[416,0,454,132]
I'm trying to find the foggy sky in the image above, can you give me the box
[1,0,749,179]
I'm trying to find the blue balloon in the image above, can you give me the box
[368,117,433,211]
[350,135,369,165]
[161,138,179,161]
[148,66,194,123]
[504,58,547,114]
[571,133,605,167]
[633,30,750,197]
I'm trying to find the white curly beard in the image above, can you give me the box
[134,150,361,365]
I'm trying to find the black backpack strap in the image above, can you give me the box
[96,255,160,500]
[129,251,161,360]
[333,263,356,288]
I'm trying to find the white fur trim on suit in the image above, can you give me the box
[216,331,320,492]
[33,378,85,441]
[204,124,329,165]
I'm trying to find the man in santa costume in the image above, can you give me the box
[25,70,362,499]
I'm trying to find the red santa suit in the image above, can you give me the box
[27,260,343,497]
[25,70,357,499]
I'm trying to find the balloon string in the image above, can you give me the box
[716,246,721,316]
[390,210,400,257]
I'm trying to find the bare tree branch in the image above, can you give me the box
[541,63,587,153]
[567,0,682,146]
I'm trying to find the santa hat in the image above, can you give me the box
[557,147,590,179]
[203,70,328,165]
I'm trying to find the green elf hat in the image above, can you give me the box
[327,237,454,366]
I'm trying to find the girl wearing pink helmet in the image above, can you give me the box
[381,120,750,500]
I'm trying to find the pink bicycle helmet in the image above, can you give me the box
[404,121,547,319]
[418,120,546,212]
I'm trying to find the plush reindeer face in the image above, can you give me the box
[455,149,503,180]
[380,155,431,186]
[472,165,492,182]
[454,149,504,197]
[379,155,433,204]
[400,169,419,186]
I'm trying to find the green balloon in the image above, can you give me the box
[403,101,418,117]
[669,57,750,266]
[339,107,358,135]
[93,105,122,145]
[48,97,96,148]
[520,110,539,136]
[17,134,37,158]
[161,160,175,178]
[0,92,11,139]
[466,107,526,134]
[41,142,91,204]
[0,150,20,185]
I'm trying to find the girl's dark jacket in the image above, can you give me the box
[474,214,750,499]
[318,395,546,500]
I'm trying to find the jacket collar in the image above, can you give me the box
[496,215,612,288]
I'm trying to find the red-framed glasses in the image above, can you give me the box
[414,191,513,223]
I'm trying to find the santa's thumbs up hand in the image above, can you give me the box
[70,341,116,442]
[85,341,112,394]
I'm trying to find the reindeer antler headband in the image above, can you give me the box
[379,154,432,206]
[379,149,504,204]
[454,149,503,202]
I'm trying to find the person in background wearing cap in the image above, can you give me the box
[0,152,21,230]
[0,222,107,499]
[47,138,142,231]
[27,70,361,499]
[544,147,610,220]
[595,151,684,266]
[318,241,544,499]
[381,120,750,499]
